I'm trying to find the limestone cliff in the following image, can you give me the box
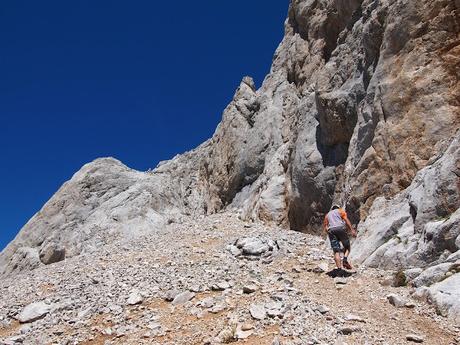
[1,0,459,319]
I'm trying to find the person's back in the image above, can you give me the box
[325,208,347,230]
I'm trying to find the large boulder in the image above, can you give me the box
[39,242,66,265]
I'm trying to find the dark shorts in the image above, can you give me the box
[328,226,350,253]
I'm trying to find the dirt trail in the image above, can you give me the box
[0,213,458,345]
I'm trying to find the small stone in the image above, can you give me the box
[250,304,267,320]
[387,294,407,308]
[406,334,424,343]
[143,332,152,338]
[216,327,234,343]
[103,327,113,336]
[127,290,143,305]
[4,335,24,344]
[147,322,161,330]
[272,337,281,345]
[172,291,195,305]
[313,262,329,273]
[292,266,302,273]
[334,277,347,285]
[316,305,330,314]
[243,284,258,294]
[212,281,231,291]
[209,303,226,314]
[344,314,365,323]
[199,297,215,309]
[405,302,416,309]
[190,307,207,318]
[17,302,52,323]
[339,326,361,335]
[190,284,202,293]
[237,237,270,256]
[380,276,394,286]
[227,245,242,256]
[241,323,254,331]
[164,289,181,302]
[235,324,254,340]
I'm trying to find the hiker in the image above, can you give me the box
[323,205,357,270]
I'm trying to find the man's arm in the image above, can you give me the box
[323,217,329,235]
[344,217,357,237]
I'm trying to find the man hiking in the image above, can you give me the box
[323,205,357,270]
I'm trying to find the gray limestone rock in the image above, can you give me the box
[415,273,460,324]
[249,304,266,320]
[172,291,195,306]
[406,334,425,343]
[127,290,143,305]
[243,284,258,294]
[17,301,52,323]
[387,294,407,308]
[39,242,66,265]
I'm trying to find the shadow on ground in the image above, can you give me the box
[326,268,354,278]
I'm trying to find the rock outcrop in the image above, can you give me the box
[1,0,459,321]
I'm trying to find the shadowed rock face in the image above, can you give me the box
[1,0,459,318]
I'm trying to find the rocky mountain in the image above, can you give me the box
[1,0,459,324]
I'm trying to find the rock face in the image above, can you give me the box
[0,0,459,321]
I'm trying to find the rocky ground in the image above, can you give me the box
[0,213,459,345]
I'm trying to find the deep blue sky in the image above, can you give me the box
[0,1,288,250]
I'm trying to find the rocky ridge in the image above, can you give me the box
[1,0,459,326]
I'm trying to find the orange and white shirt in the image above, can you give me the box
[324,208,348,230]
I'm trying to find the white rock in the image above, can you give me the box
[249,304,266,320]
[406,334,424,343]
[17,302,52,323]
[172,291,195,305]
[387,294,407,308]
[127,290,143,305]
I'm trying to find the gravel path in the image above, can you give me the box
[0,213,458,344]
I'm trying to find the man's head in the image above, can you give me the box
[331,204,341,210]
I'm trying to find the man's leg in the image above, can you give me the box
[328,231,342,269]
[334,252,342,269]
[339,229,353,270]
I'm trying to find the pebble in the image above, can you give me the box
[172,291,195,305]
[344,314,365,323]
[17,301,52,323]
[243,284,259,294]
[339,326,361,335]
[406,334,425,343]
[250,304,267,320]
[335,277,348,285]
[127,290,143,305]
[387,293,407,308]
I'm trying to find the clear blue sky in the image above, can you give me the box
[0,1,288,250]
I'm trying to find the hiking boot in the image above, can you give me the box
[343,259,353,270]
